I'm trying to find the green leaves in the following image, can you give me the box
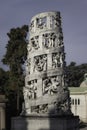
[66,62,87,87]
[1,25,28,116]
[2,25,28,67]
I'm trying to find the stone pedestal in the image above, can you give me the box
[11,115,79,130]
[0,95,6,130]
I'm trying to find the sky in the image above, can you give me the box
[0,0,87,69]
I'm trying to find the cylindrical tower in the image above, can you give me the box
[23,11,71,115]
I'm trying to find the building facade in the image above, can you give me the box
[69,87,87,123]
[0,95,6,130]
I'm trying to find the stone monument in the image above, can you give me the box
[11,11,79,130]
[80,73,87,87]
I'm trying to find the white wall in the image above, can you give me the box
[70,94,87,123]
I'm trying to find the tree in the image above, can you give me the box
[66,62,87,87]
[0,68,9,93]
[2,25,28,115]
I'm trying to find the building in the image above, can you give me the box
[69,87,87,123]
[0,95,6,130]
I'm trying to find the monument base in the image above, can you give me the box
[11,114,79,130]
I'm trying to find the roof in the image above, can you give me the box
[68,87,87,94]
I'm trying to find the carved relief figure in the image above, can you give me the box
[27,43,32,52]
[42,33,56,48]
[23,87,32,100]
[50,15,60,28]
[43,78,52,94]
[36,17,46,29]
[52,52,65,68]
[39,104,48,113]
[33,54,47,72]
[52,53,61,68]
[30,36,39,50]
[60,52,65,67]
[28,80,37,99]
[54,14,60,28]
[49,33,56,47]
[43,76,60,95]
[42,34,49,48]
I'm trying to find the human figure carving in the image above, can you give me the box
[52,53,61,68]
[31,36,39,50]
[27,43,32,52]
[43,78,52,94]
[42,33,57,48]
[43,76,60,95]
[36,17,46,29]
[33,55,47,72]
[49,33,56,47]
[42,34,49,48]
[29,80,37,99]
[23,87,32,100]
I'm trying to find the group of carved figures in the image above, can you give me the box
[24,75,63,100]
[52,52,65,68]
[33,54,47,72]
[23,79,37,100]
[42,32,63,49]
[29,86,70,114]
[25,52,65,74]
[43,76,60,95]
[23,75,70,114]
[42,33,57,48]
[50,14,61,28]
[30,14,61,32]
[27,33,63,52]
[31,98,70,115]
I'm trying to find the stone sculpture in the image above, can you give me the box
[33,54,47,72]
[11,12,79,130]
[80,73,87,87]
[23,11,72,115]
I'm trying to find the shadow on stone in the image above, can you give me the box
[79,121,87,129]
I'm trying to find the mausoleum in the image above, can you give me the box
[69,73,87,123]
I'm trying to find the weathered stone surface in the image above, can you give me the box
[23,11,71,115]
[11,115,79,130]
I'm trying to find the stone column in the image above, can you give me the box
[23,11,71,115]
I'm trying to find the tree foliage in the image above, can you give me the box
[1,25,28,116]
[0,68,9,93]
[66,62,87,87]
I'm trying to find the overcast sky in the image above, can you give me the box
[0,0,87,69]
